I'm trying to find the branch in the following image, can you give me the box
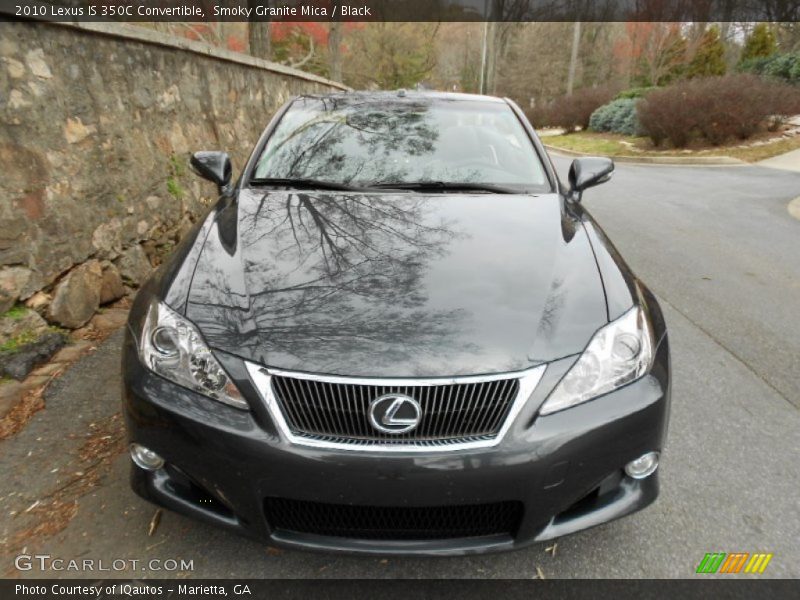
[286,34,315,69]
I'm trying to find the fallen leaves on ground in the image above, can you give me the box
[10,499,79,546]
[4,412,126,560]
[0,385,47,441]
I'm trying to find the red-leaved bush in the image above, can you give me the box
[528,85,618,132]
[638,74,800,147]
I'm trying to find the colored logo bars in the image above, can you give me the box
[696,552,773,574]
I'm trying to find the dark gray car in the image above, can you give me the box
[123,91,670,554]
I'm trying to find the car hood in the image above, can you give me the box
[184,189,608,377]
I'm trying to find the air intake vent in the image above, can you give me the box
[264,498,524,540]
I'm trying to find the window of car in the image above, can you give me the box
[252,95,551,193]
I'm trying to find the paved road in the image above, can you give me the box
[2,158,799,579]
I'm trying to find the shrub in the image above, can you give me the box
[532,85,618,132]
[637,84,697,147]
[589,98,642,136]
[525,102,553,129]
[764,53,800,84]
[739,52,800,85]
[638,74,800,148]
[762,77,800,130]
[615,87,656,100]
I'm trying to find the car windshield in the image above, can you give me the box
[252,95,550,192]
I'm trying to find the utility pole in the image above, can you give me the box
[567,21,581,95]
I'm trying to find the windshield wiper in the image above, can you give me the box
[249,177,368,192]
[371,181,518,194]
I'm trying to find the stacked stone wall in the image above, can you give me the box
[0,20,345,327]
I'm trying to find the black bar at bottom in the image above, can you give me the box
[1,579,796,600]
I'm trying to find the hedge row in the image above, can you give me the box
[528,74,800,148]
[637,74,800,147]
[527,85,617,132]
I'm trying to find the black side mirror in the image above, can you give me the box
[567,157,614,203]
[190,151,232,192]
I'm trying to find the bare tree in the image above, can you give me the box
[430,23,483,92]
[343,23,440,89]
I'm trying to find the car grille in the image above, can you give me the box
[270,375,520,445]
[264,498,524,540]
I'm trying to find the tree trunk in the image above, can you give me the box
[567,21,581,95]
[329,21,343,81]
[248,7,271,60]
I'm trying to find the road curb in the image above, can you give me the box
[788,197,800,222]
[544,144,746,166]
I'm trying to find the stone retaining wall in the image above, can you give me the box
[0,19,345,328]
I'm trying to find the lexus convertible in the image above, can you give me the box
[123,91,670,555]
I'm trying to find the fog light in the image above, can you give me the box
[625,451,659,479]
[130,443,164,471]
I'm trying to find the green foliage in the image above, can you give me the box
[0,329,38,353]
[169,153,186,178]
[0,325,64,354]
[739,23,778,65]
[686,26,727,79]
[166,177,184,200]
[766,53,800,83]
[739,52,800,85]
[615,87,656,100]
[166,153,186,200]
[589,99,642,136]
[2,305,27,320]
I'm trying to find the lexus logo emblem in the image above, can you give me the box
[368,394,421,434]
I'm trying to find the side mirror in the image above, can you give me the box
[567,157,614,203]
[190,151,232,192]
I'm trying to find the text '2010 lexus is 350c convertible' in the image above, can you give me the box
[123,91,670,555]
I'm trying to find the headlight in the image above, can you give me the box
[139,300,248,410]
[539,305,654,415]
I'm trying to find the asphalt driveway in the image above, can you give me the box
[2,157,799,579]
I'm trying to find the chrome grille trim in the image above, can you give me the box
[272,377,519,441]
[245,363,546,453]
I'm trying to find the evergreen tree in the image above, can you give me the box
[686,26,727,78]
[739,23,778,65]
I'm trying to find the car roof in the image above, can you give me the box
[300,90,507,105]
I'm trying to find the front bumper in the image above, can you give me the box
[123,327,670,556]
